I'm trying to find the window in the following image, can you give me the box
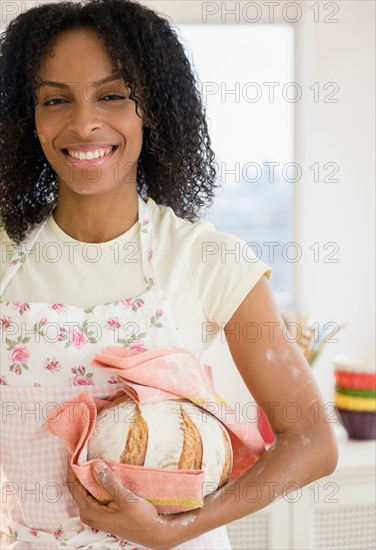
[176,23,295,307]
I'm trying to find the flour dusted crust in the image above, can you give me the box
[219,428,233,488]
[140,399,186,469]
[87,396,136,463]
[178,405,202,470]
[179,399,232,494]
[87,396,233,493]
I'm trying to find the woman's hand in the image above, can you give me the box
[66,457,175,550]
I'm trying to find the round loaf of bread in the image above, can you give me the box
[87,396,233,497]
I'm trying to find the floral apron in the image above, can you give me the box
[0,195,232,549]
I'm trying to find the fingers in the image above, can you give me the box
[65,454,80,499]
[91,460,140,507]
[66,455,141,514]
[66,454,77,483]
[65,455,95,508]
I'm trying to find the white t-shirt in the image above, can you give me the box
[0,197,272,357]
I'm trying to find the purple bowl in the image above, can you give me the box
[336,407,376,440]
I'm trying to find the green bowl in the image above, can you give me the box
[335,385,376,398]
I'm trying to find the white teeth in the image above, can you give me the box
[66,147,113,160]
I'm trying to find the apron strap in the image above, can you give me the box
[138,194,162,293]
[0,219,48,299]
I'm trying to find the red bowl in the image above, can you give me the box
[335,370,376,390]
[336,407,376,440]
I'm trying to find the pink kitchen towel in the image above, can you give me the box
[46,346,266,513]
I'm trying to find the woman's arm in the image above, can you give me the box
[161,273,339,548]
[68,274,338,550]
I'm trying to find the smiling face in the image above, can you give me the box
[34,27,144,197]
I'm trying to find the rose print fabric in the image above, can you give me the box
[0,195,233,549]
[1,290,176,387]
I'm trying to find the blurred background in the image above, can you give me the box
[142,2,375,549]
[136,0,375,412]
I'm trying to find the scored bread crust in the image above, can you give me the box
[218,427,233,488]
[178,405,203,470]
[87,396,135,463]
[141,400,186,469]
[88,396,233,494]
[179,399,233,493]
[120,405,148,466]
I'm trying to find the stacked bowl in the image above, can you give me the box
[334,354,376,440]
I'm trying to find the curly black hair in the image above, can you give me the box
[0,0,219,244]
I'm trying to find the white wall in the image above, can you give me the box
[139,1,375,406]
[294,0,375,402]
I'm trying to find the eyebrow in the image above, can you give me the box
[36,72,124,90]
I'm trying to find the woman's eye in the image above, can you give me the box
[102,95,126,101]
[43,98,66,106]
[42,95,128,106]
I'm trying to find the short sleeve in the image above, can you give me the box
[188,226,272,326]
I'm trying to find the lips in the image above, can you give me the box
[62,144,118,166]
[62,145,117,158]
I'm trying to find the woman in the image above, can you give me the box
[0,0,339,549]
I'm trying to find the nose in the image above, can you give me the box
[66,98,102,137]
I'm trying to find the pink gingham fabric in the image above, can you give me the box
[45,346,265,513]
[1,195,234,549]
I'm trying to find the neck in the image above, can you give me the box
[52,187,140,243]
